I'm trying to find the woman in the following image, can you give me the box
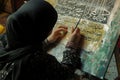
[0,0,81,80]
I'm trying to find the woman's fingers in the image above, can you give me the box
[58,26,68,29]
[55,28,67,33]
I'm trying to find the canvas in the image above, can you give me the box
[46,0,120,79]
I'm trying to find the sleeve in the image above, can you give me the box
[61,41,81,70]
[41,45,81,80]
[42,39,50,51]
[30,51,76,80]
[42,39,56,51]
[42,39,81,69]
[61,47,81,69]
[40,40,81,80]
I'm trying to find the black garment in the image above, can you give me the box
[0,33,7,48]
[0,44,76,80]
[0,0,81,80]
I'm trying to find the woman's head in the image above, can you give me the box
[6,0,58,49]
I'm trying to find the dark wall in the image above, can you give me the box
[0,0,27,13]
[12,0,25,11]
[0,0,8,13]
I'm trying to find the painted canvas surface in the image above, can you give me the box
[46,0,120,79]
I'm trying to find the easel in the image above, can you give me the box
[114,36,120,79]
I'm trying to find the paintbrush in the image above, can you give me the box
[74,18,81,30]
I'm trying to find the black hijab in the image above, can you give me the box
[6,0,58,50]
[0,0,57,64]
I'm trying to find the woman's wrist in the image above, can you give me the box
[66,41,79,49]
[44,39,51,45]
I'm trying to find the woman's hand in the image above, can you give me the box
[47,26,68,43]
[66,27,81,49]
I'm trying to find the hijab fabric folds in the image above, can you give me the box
[6,0,58,50]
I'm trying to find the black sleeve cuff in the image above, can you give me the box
[61,47,81,69]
